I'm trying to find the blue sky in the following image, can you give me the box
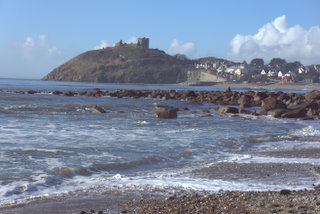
[0,0,319,79]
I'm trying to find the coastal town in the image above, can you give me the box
[192,57,320,84]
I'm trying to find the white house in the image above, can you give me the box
[226,67,235,74]
[235,68,248,76]
[267,70,276,77]
[298,67,305,74]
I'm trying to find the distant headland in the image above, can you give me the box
[42,37,320,85]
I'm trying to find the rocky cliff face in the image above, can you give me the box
[42,46,191,84]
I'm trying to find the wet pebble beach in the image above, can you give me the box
[121,188,320,214]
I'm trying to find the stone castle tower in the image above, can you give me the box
[137,37,149,49]
[115,37,149,49]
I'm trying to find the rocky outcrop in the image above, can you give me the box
[218,106,239,114]
[43,88,320,120]
[238,95,253,107]
[91,105,106,113]
[154,106,178,119]
[261,97,287,111]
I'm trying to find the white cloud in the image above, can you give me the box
[23,36,34,48]
[167,39,196,58]
[229,15,320,65]
[20,35,60,59]
[126,36,137,44]
[39,34,47,46]
[94,40,110,50]
[0,34,67,78]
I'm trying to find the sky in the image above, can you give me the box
[0,0,319,79]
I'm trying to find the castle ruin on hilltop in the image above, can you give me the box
[115,37,149,49]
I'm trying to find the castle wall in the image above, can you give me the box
[137,37,149,49]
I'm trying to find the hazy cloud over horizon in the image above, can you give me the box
[167,39,197,58]
[229,15,320,65]
[0,35,66,78]
[125,36,138,44]
[94,40,110,50]
[20,35,61,60]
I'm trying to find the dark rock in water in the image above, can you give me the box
[307,108,318,116]
[281,107,307,118]
[200,114,213,117]
[261,97,287,111]
[211,107,220,111]
[52,90,62,95]
[297,116,314,120]
[182,90,197,98]
[78,91,87,96]
[63,91,75,96]
[218,106,239,114]
[238,108,254,115]
[91,105,106,113]
[304,90,320,101]
[176,106,189,111]
[154,107,177,119]
[120,208,128,213]
[152,105,173,112]
[267,109,287,118]
[113,110,125,114]
[256,108,268,115]
[279,189,292,195]
[201,109,210,113]
[238,94,253,107]
[253,91,268,104]
[225,87,231,92]
[27,90,37,94]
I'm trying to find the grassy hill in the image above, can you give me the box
[42,46,192,84]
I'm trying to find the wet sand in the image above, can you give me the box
[0,190,161,214]
[190,162,318,183]
[259,147,320,159]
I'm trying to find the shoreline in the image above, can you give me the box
[2,185,320,214]
[1,161,320,213]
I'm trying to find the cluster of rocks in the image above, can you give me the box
[24,87,320,120]
[80,210,103,214]
[121,188,320,214]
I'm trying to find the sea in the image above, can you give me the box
[1,78,320,207]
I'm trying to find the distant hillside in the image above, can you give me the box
[42,46,192,84]
[195,56,238,66]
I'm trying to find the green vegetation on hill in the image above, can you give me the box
[42,46,191,84]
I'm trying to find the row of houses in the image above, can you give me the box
[194,61,320,83]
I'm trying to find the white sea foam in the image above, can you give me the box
[2,163,318,207]
[290,126,320,137]
[224,154,320,165]
[136,120,149,125]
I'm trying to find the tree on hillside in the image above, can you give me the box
[281,61,302,73]
[250,58,264,67]
[269,58,287,68]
